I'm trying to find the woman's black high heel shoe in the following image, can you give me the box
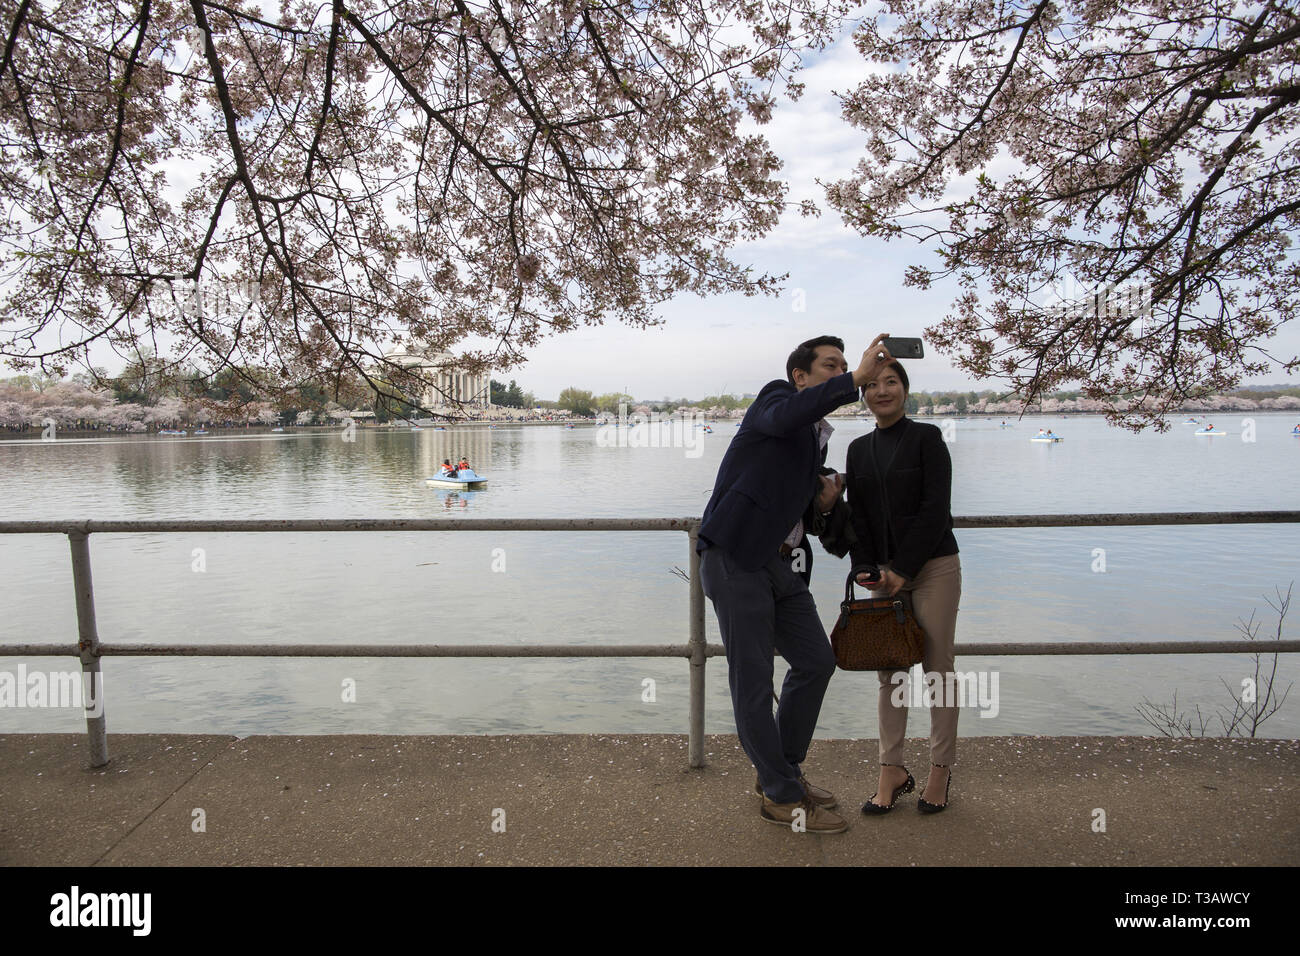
[861,765,915,815]
[917,766,951,814]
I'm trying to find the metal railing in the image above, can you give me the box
[2,512,1299,769]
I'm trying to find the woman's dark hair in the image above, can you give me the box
[861,359,909,399]
[786,335,846,384]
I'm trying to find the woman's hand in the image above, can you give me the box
[870,568,906,597]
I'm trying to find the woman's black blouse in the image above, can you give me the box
[844,416,958,581]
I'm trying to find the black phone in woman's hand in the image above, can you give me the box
[855,564,882,585]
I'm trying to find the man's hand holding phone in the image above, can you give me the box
[851,334,893,388]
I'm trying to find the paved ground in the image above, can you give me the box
[2,733,1296,866]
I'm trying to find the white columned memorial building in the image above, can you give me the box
[380,347,493,414]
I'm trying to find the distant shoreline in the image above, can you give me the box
[0,419,597,439]
[4,408,1299,441]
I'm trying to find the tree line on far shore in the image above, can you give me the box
[500,384,1300,419]
[6,370,1300,434]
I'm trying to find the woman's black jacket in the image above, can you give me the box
[842,417,958,582]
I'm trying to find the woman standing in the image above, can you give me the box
[845,360,962,815]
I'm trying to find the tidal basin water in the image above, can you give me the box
[3,413,1299,739]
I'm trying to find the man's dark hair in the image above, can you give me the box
[786,335,845,384]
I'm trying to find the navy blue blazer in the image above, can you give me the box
[697,371,859,580]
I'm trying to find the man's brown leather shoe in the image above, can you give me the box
[759,794,849,833]
[755,774,838,809]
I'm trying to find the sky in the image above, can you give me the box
[514,28,984,401]
[15,14,1300,403]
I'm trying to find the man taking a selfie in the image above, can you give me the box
[697,333,893,833]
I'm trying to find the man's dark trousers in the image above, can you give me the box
[700,544,837,804]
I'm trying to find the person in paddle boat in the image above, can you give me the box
[438,459,456,477]
[1035,428,1047,438]
[845,358,962,816]
[1046,429,1056,439]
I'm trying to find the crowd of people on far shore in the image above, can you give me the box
[1,415,583,434]
[1,419,291,434]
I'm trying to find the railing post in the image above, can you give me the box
[69,531,109,768]
[688,526,706,768]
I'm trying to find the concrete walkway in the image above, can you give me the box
[2,733,1296,866]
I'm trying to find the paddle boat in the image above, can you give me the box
[1182,418,1201,425]
[1194,426,1226,436]
[157,429,187,436]
[426,467,488,490]
[271,426,285,432]
[1029,436,1063,442]
[194,429,209,435]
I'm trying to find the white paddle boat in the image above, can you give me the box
[426,467,488,489]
